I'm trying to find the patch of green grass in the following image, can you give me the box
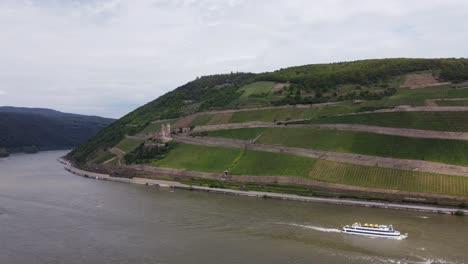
[303,111,468,131]
[189,114,214,127]
[109,156,121,165]
[358,86,468,107]
[231,150,317,177]
[310,160,468,196]
[204,128,266,140]
[153,143,241,173]
[153,143,316,177]
[230,108,288,123]
[178,178,403,202]
[141,119,177,133]
[238,81,276,98]
[256,127,468,166]
[114,138,145,153]
[437,100,468,106]
[91,151,116,164]
[229,103,360,123]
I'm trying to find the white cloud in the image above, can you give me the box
[0,0,467,118]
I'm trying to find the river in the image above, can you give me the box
[0,151,466,264]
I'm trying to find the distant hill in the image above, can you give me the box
[0,107,114,155]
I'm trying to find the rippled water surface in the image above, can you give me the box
[0,151,466,264]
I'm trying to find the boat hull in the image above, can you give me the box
[342,229,406,239]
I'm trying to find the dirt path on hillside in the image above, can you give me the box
[103,156,118,164]
[173,135,468,177]
[109,147,126,155]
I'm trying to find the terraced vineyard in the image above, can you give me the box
[181,85,468,127]
[68,58,468,200]
[303,112,468,131]
[230,149,317,177]
[189,114,214,127]
[153,143,241,173]
[187,103,361,126]
[259,127,468,166]
[198,127,266,140]
[309,160,468,196]
[152,143,468,196]
[355,85,468,107]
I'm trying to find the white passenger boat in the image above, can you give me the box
[341,222,407,239]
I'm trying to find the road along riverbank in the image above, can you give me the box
[58,158,468,216]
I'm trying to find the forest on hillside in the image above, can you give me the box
[0,110,114,154]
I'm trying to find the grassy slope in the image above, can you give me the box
[200,128,266,140]
[91,151,116,164]
[304,112,468,131]
[255,127,468,166]
[114,138,145,153]
[153,143,468,196]
[228,103,360,123]
[238,81,276,98]
[189,114,214,127]
[437,100,468,106]
[230,150,317,177]
[153,143,241,172]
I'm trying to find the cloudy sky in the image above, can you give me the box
[0,0,467,118]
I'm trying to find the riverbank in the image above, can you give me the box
[58,158,468,216]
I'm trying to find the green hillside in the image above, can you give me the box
[68,58,468,200]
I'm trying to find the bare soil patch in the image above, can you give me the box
[401,73,450,89]
[173,114,198,128]
[272,82,290,92]
[207,113,233,125]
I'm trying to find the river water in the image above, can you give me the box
[0,151,466,264]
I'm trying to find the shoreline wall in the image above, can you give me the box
[59,158,468,216]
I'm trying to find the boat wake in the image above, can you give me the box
[278,222,408,239]
[277,222,341,233]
